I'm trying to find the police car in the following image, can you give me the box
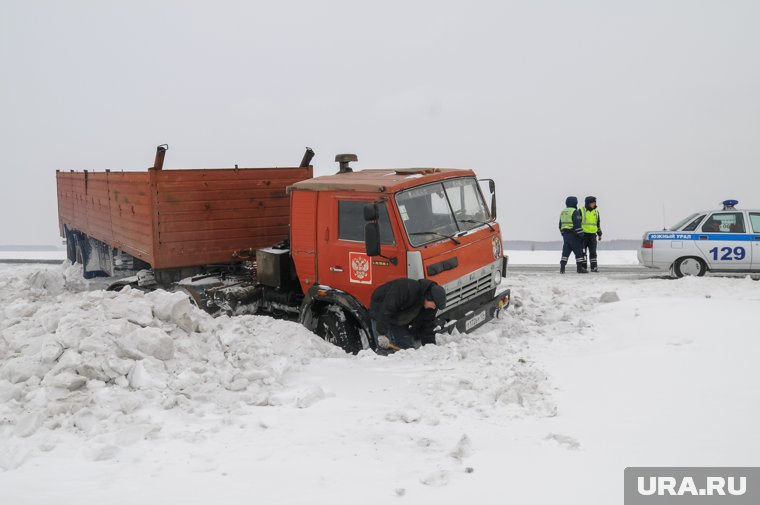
[639,200,760,277]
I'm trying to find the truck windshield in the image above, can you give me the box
[395,178,491,247]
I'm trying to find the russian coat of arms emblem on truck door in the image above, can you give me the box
[349,252,372,284]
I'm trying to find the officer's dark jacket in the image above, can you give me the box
[369,278,438,337]
[558,196,583,234]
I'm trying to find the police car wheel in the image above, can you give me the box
[673,257,707,278]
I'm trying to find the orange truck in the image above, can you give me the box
[57,147,510,353]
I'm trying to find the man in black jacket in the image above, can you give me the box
[369,278,447,353]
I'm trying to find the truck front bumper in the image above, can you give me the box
[437,287,511,335]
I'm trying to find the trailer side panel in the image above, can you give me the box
[57,170,155,263]
[57,166,312,270]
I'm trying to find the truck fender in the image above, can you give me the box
[300,285,373,346]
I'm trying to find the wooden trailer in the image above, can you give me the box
[56,148,312,278]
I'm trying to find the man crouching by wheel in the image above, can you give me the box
[369,278,447,355]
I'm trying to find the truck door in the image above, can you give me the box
[317,196,405,306]
[749,212,760,271]
[695,211,752,270]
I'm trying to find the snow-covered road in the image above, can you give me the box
[1,263,758,504]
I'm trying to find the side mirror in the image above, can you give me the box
[365,222,381,257]
[479,178,497,219]
[364,204,378,221]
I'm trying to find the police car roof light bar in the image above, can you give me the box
[722,199,739,210]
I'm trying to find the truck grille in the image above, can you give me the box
[444,272,493,309]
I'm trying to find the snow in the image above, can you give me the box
[1,262,758,504]
[506,249,639,265]
[0,251,66,261]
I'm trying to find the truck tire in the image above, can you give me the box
[316,310,364,355]
[673,256,707,278]
[65,231,77,263]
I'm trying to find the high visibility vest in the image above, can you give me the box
[580,207,599,233]
[559,208,576,230]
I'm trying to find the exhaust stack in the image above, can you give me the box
[335,153,357,174]
[300,147,315,167]
[151,144,168,170]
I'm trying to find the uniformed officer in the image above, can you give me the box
[580,196,603,272]
[558,196,587,274]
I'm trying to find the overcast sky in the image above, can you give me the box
[1,0,758,245]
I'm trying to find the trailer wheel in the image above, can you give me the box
[673,257,707,278]
[65,231,77,263]
[316,310,364,355]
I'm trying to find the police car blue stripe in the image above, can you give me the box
[647,233,755,241]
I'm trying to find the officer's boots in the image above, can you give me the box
[560,261,566,274]
[577,263,589,274]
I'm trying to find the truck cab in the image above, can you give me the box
[289,164,510,352]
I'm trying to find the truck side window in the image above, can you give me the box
[701,212,746,233]
[682,214,705,232]
[338,201,395,244]
[750,213,760,233]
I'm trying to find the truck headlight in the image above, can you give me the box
[494,269,502,285]
[492,236,502,259]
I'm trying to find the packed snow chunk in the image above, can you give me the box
[42,370,87,391]
[105,290,154,327]
[1,356,45,384]
[103,356,135,378]
[0,336,8,360]
[420,469,450,487]
[544,433,581,450]
[385,408,423,424]
[27,268,65,295]
[599,291,621,303]
[55,313,92,349]
[38,338,64,364]
[118,327,175,361]
[268,385,327,408]
[449,434,473,461]
[0,379,20,402]
[147,290,200,332]
[13,411,43,438]
[76,362,110,382]
[48,349,84,375]
[5,298,38,318]
[127,358,169,390]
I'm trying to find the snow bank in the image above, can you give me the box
[0,263,343,470]
[2,264,758,503]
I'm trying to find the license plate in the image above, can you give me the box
[465,310,487,331]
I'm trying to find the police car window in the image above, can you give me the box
[682,214,705,232]
[749,213,760,233]
[338,201,395,244]
[668,213,698,231]
[701,212,745,233]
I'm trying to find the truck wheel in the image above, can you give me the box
[316,311,364,355]
[673,257,707,278]
[65,231,77,263]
